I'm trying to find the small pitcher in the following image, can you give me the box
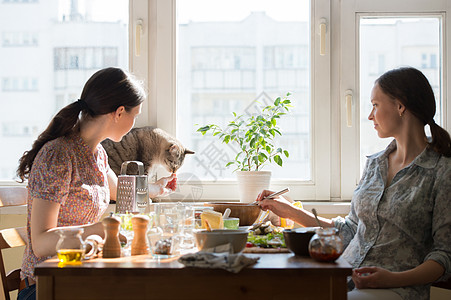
[55,228,97,264]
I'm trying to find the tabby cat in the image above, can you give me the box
[101,126,194,176]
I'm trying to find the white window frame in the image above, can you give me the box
[138,0,332,202]
[338,0,451,199]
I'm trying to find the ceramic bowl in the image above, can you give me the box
[194,229,249,253]
[283,227,319,256]
[204,202,260,226]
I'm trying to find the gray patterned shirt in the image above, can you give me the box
[333,140,451,300]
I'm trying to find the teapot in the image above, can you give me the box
[55,228,98,264]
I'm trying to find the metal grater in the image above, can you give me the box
[115,161,149,214]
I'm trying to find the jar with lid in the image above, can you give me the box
[308,228,343,262]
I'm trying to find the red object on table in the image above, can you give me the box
[166,174,177,191]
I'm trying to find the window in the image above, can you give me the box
[339,0,450,199]
[359,17,441,173]
[0,0,129,181]
[2,32,38,46]
[54,47,119,70]
[152,0,331,201]
[2,77,38,91]
[2,0,450,207]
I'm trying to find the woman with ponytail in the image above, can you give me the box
[16,68,174,300]
[256,67,450,299]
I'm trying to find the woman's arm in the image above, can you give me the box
[257,189,334,228]
[107,167,118,201]
[352,260,445,289]
[31,198,105,258]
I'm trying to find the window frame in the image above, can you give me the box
[338,0,451,199]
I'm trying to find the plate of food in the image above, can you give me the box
[244,221,290,253]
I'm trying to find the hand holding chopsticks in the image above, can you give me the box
[253,187,290,205]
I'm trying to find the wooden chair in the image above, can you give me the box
[0,186,27,300]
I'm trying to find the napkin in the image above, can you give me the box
[178,243,259,273]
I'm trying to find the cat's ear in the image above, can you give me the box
[184,149,195,155]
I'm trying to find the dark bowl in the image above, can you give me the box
[283,227,319,256]
[204,202,261,226]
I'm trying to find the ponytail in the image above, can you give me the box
[429,121,451,157]
[17,101,83,182]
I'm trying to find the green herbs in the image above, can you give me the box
[247,231,286,248]
[197,93,292,172]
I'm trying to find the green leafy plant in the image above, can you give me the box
[197,93,292,171]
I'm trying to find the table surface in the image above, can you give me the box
[36,253,352,300]
[36,252,351,273]
[36,253,351,275]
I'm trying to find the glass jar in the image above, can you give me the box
[308,228,343,262]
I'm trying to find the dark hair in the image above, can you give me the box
[17,67,146,181]
[375,67,451,157]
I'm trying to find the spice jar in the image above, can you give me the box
[308,228,343,262]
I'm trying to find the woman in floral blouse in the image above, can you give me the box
[257,67,451,300]
[16,67,175,300]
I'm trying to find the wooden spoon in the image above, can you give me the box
[312,208,323,229]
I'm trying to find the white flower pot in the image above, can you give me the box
[236,171,271,203]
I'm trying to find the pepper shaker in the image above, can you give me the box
[102,214,122,258]
[131,215,150,255]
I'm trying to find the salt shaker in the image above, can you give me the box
[131,215,150,255]
[102,214,122,258]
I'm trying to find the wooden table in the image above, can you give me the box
[35,253,352,300]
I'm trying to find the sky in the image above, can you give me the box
[177,0,309,23]
[58,0,308,23]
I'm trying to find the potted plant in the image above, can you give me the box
[197,93,292,202]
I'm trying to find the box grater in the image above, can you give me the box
[115,161,149,214]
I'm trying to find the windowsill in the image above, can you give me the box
[0,202,351,217]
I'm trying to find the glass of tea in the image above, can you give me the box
[55,228,97,265]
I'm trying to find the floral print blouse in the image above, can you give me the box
[333,139,451,300]
[21,133,110,280]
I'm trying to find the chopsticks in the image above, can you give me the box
[252,187,290,205]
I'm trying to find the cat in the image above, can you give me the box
[101,126,194,176]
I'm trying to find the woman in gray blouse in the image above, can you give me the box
[256,67,451,300]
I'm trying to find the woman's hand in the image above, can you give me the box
[256,189,294,219]
[352,267,397,289]
[148,173,176,198]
